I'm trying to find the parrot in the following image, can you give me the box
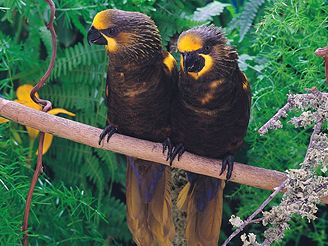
[168,25,251,245]
[87,9,177,246]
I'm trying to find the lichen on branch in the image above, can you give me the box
[224,88,328,246]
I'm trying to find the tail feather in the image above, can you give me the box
[126,157,175,246]
[126,158,155,246]
[148,166,175,246]
[177,174,225,246]
[177,182,190,211]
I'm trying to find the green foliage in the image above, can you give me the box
[0,0,327,244]
[0,125,116,245]
[0,0,223,244]
[192,1,230,22]
[229,0,266,41]
[227,0,328,245]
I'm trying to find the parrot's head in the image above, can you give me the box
[177,25,238,79]
[88,9,161,62]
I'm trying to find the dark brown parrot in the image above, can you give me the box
[168,25,251,245]
[87,9,177,246]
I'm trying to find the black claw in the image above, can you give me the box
[177,148,185,161]
[106,128,117,142]
[99,124,118,145]
[162,138,173,161]
[169,143,185,166]
[227,163,233,180]
[220,154,234,180]
[219,161,226,176]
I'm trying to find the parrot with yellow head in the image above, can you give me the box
[88,9,177,246]
[169,25,251,246]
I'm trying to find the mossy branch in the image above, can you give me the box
[1,97,327,205]
[225,88,328,245]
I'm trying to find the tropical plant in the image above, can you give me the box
[0,0,327,245]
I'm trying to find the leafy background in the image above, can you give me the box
[0,0,327,245]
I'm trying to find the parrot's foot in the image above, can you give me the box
[220,154,234,180]
[98,124,118,145]
[162,138,173,162]
[169,143,185,166]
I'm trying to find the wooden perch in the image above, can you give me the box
[1,97,327,204]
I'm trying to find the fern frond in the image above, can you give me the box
[39,26,52,57]
[60,63,107,86]
[192,1,230,22]
[102,196,131,242]
[42,84,100,111]
[228,0,266,41]
[51,43,106,80]
[95,149,126,185]
[83,155,105,194]
[46,139,92,184]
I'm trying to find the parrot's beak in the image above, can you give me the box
[183,52,204,73]
[87,26,107,46]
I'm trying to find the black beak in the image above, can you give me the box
[87,26,107,46]
[183,52,204,73]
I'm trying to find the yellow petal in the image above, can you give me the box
[26,126,39,139]
[16,84,39,101]
[48,108,76,116]
[0,117,10,123]
[15,99,42,111]
[25,101,42,110]
[41,133,53,155]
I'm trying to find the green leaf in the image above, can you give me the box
[228,0,266,41]
[192,1,230,22]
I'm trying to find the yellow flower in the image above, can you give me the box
[0,117,9,124]
[0,84,75,154]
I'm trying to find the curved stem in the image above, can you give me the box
[22,133,45,246]
[22,0,57,244]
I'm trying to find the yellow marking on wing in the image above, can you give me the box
[123,83,149,98]
[163,52,176,73]
[242,73,250,90]
[200,79,223,105]
[188,54,213,80]
[178,34,203,53]
[209,79,223,89]
[92,10,111,30]
[200,93,215,105]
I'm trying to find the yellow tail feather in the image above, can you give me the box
[126,160,155,246]
[177,179,225,246]
[148,166,175,246]
[126,158,175,246]
[177,182,191,211]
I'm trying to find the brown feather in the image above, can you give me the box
[148,166,175,246]
[126,158,155,246]
[90,10,177,244]
[173,25,251,245]
[178,179,225,246]
[126,158,175,246]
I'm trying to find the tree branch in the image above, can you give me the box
[258,91,328,135]
[1,97,327,204]
[222,180,288,246]
[224,86,328,245]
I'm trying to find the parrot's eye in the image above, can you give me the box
[203,45,211,54]
[102,27,118,37]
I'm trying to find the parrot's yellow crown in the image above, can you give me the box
[177,34,203,53]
